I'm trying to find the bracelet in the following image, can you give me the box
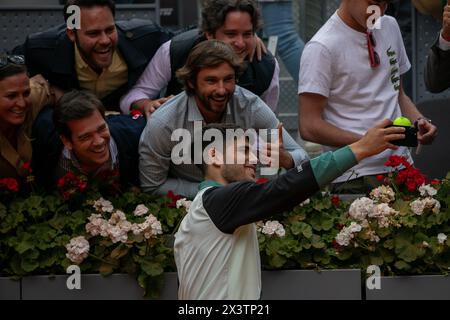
[414,117,432,128]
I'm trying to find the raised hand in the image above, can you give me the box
[131,95,174,118]
[261,123,294,170]
[350,119,406,162]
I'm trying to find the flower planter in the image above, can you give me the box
[365,275,450,300]
[261,269,362,300]
[0,277,21,300]
[21,272,178,300]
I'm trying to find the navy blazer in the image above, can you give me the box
[15,19,172,111]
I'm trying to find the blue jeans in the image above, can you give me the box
[260,1,305,83]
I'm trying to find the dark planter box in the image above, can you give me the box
[261,269,362,300]
[366,275,450,300]
[21,272,178,300]
[0,277,21,300]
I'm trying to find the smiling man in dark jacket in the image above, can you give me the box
[14,0,171,112]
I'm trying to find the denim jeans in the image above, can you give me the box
[259,0,305,83]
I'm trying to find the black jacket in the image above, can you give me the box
[425,35,450,93]
[15,19,172,111]
[32,107,146,190]
[166,28,276,97]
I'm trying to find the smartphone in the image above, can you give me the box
[387,125,418,147]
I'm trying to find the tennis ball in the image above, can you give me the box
[393,117,412,127]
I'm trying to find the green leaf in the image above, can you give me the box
[313,200,331,211]
[140,260,164,277]
[99,262,115,275]
[369,255,383,266]
[21,250,40,272]
[291,222,312,238]
[392,199,411,216]
[395,234,422,263]
[15,232,34,254]
[311,234,325,249]
[394,260,411,270]
[268,253,287,268]
[313,251,330,265]
[383,239,395,249]
[110,245,130,260]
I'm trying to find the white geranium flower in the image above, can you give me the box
[367,230,380,243]
[410,199,425,215]
[423,197,441,214]
[176,198,192,212]
[108,210,127,225]
[134,204,149,217]
[93,197,114,213]
[65,236,90,265]
[438,233,447,245]
[335,231,352,247]
[299,198,310,206]
[419,184,438,197]
[85,214,108,237]
[335,222,362,246]
[261,221,285,237]
[349,197,374,221]
[107,225,128,243]
[136,214,163,239]
[370,185,395,203]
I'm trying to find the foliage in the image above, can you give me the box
[0,175,187,298]
[1,158,449,298]
[258,157,450,276]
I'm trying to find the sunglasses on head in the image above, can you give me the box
[366,31,380,68]
[0,55,25,68]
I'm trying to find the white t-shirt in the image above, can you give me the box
[174,187,261,300]
[298,12,412,183]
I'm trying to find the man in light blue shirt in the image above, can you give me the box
[139,40,308,198]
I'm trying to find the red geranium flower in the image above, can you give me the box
[431,179,441,186]
[331,195,340,206]
[22,162,32,173]
[332,239,341,250]
[376,175,385,182]
[167,190,183,208]
[0,178,19,192]
[385,155,411,168]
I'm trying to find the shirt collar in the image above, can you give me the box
[199,180,223,190]
[74,45,89,70]
[62,137,118,174]
[74,45,123,73]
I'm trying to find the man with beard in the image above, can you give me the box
[138,40,308,199]
[15,0,171,111]
[120,0,279,116]
[174,120,406,300]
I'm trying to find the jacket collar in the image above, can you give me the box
[50,25,147,83]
